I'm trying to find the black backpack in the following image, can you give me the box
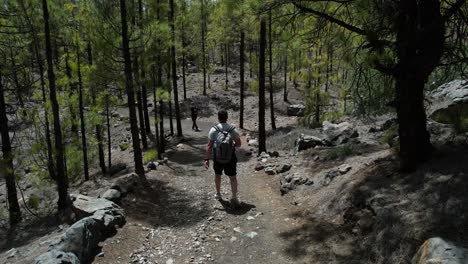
[213,125,235,164]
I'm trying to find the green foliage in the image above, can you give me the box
[248,80,259,94]
[144,149,158,163]
[324,145,354,160]
[119,143,130,151]
[27,194,40,210]
[380,125,400,154]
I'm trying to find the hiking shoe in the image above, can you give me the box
[230,196,240,206]
[214,193,222,201]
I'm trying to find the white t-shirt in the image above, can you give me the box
[208,123,240,142]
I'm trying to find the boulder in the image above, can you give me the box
[248,139,258,147]
[54,218,102,262]
[428,80,468,132]
[322,121,359,144]
[427,120,456,144]
[72,194,123,220]
[287,104,306,116]
[147,161,158,170]
[35,250,79,264]
[295,134,329,152]
[338,164,352,175]
[255,163,264,171]
[268,151,280,158]
[264,165,276,175]
[110,173,139,194]
[322,170,340,186]
[101,189,121,203]
[277,163,292,174]
[280,182,295,195]
[412,237,468,264]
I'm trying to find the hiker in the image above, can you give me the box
[191,105,200,131]
[204,110,242,205]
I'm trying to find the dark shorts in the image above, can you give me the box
[213,155,237,177]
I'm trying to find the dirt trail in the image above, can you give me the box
[95,119,306,264]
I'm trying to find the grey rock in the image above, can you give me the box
[338,164,352,174]
[102,189,122,203]
[264,165,276,175]
[280,182,295,195]
[35,250,80,264]
[322,121,359,145]
[54,218,102,262]
[413,237,468,264]
[322,170,340,186]
[295,134,329,152]
[277,163,292,174]
[255,163,264,171]
[72,194,123,219]
[147,161,158,170]
[110,173,139,194]
[287,104,306,116]
[268,151,279,158]
[428,80,468,130]
[427,120,456,144]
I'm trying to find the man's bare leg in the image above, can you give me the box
[229,176,238,198]
[215,174,222,199]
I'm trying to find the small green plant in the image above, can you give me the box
[380,125,400,154]
[325,145,353,160]
[248,80,259,94]
[144,149,158,163]
[119,143,130,151]
[27,194,40,210]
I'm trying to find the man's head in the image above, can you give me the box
[218,110,228,123]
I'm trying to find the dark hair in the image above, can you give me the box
[218,110,228,122]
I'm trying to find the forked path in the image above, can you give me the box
[95,119,306,264]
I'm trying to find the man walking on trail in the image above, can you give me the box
[204,110,241,205]
[191,106,200,131]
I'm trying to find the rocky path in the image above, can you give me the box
[94,119,306,264]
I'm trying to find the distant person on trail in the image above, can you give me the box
[191,106,200,131]
[204,110,242,205]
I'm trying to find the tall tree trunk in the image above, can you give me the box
[167,59,174,136]
[225,43,229,90]
[394,0,444,171]
[65,47,78,138]
[134,56,148,150]
[156,0,165,154]
[76,37,89,181]
[42,0,70,212]
[152,65,162,160]
[284,53,288,102]
[268,11,276,130]
[258,18,267,155]
[201,0,207,95]
[239,31,245,129]
[0,70,21,225]
[170,0,183,137]
[138,0,151,137]
[106,94,112,169]
[87,42,106,175]
[119,0,145,178]
[181,25,187,100]
[20,0,56,181]
[249,42,253,78]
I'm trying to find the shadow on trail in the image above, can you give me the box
[121,178,209,228]
[278,145,468,263]
[215,200,256,216]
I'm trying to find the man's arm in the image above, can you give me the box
[204,140,214,169]
[234,137,241,148]
[205,140,214,160]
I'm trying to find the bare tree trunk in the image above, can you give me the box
[119,0,146,179]
[20,0,56,181]
[239,31,245,129]
[65,47,78,139]
[106,94,112,170]
[76,36,89,181]
[170,0,183,137]
[42,0,70,212]
[0,70,21,225]
[201,0,207,95]
[268,11,276,130]
[284,53,288,102]
[225,44,229,90]
[258,18,267,155]
[87,42,106,175]
[138,0,151,137]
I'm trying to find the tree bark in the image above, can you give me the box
[134,56,148,150]
[42,0,70,212]
[0,70,21,225]
[201,0,207,95]
[284,53,288,102]
[394,0,444,171]
[239,31,245,129]
[119,0,145,178]
[138,0,151,137]
[258,18,267,155]
[106,94,112,170]
[87,42,106,175]
[225,43,229,90]
[170,0,183,137]
[76,36,89,181]
[268,11,276,130]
